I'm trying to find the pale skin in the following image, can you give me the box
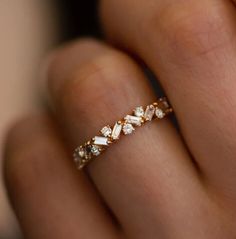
[4,0,236,238]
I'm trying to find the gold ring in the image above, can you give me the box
[73,97,173,169]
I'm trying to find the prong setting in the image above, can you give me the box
[73,98,172,169]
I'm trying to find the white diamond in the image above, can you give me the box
[124,115,142,126]
[101,125,112,137]
[158,98,170,110]
[155,108,165,119]
[123,123,135,135]
[112,122,122,140]
[75,147,85,158]
[134,106,144,117]
[162,101,169,108]
[91,145,101,156]
[74,154,83,166]
[94,136,108,146]
[74,147,86,166]
[144,105,155,121]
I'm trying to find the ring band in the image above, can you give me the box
[73,97,173,169]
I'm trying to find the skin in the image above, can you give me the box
[3,0,236,238]
[0,1,58,238]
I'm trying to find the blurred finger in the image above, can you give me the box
[4,115,121,239]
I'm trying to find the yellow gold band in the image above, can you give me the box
[73,97,173,169]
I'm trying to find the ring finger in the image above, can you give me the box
[100,0,236,196]
[46,39,213,238]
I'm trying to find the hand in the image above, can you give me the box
[4,0,236,238]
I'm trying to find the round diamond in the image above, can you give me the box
[75,147,85,158]
[82,145,92,159]
[101,126,112,137]
[91,145,101,156]
[134,106,144,117]
[74,153,82,164]
[155,108,165,119]
[122,123,135,135]
[74,147,85,166]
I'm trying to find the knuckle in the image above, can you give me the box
[46,38,101,96]
[152,3,232,60]
[60,52,136,120]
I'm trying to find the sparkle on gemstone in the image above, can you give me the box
[76,147,85,158]
[74,155,83,168]
[134,106,144,117]
[74,151,83,164]
[101,125,112,137]
[91,145,101,156]
[158,99,170,111]
[112,122,122,140]
[123,123,135,135]
[144,105,155,121]
[155,108,165,119]
[94,136,108,146]
[163,101,169,108]
[124,115,142,126]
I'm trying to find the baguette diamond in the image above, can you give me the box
[124,115,142,126]
[73,98,172,169]
[112,122,122,140]
[94,136,108,146]
[144,105,155,121]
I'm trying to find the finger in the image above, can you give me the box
[4,115,121,239]
[46,39,220,238]
[100,0,236,196]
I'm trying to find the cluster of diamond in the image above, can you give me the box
[74,98,172,169]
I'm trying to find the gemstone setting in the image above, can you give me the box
[73,147,85,164]
[112,122,122,140]
[101,125,112,137]
[76,147,85,158]
[94,136,108,146]
[124,115,142,126]
[144,105,155,121]
[91,145,101,156]
[123,123,135,135]
[155,108,165,119]
[134,106,144,117]
[158,98,170,111]
[73,98,172,169]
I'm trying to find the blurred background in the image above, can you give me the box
[0,1,99,238]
